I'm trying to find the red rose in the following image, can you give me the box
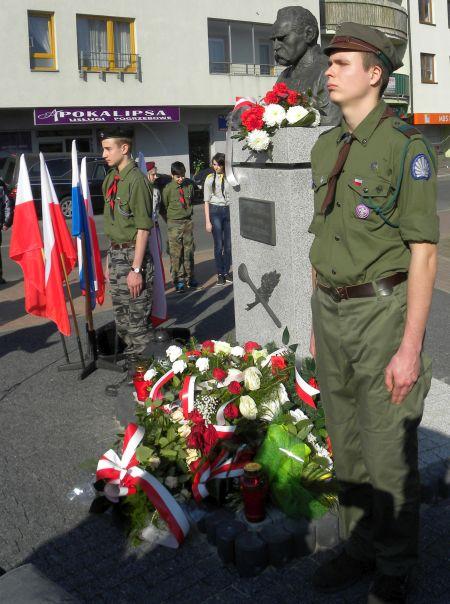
[202,340,215,353]
[212,367,227,382]
[203,424,219,455]
[263,90,279,104]
[273,82,288,97]
[241,105,264,132]
[308,377,319,389]
[189,410,205,425]
[287,90,300,106]
[187,350,201,357]
[187,430,203,450]
[227,381,242,395]
[271,355,287,374]
[244,341,260,353]
[224,403,240,420]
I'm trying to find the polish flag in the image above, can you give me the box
[295,369,320,409]
[40,154,71,336]
[9,154,46,317]
[80,157,105,305]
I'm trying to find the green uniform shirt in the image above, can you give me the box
[102,161,153,244]
[309,101,439,287]
[162,180,194,220]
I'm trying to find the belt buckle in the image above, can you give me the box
[331,288,342,303]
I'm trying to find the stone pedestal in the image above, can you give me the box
[229,127,328,354]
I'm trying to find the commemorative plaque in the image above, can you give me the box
[239,197,276,246]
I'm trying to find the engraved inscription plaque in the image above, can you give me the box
[239,197,276,246]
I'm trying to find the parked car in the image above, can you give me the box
[1,153,107,218]
[193,167,214,196]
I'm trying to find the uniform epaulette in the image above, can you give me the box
[392,121,422,139]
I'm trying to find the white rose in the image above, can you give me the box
[239,395,258,420]
[230,346,245,357]
[286,105,309,125]
[243,367,262,391]
[172,359,187,374]
[177,423,191,438]
[171,408,185,423]
[213,340,232,355]
[246,129,270,152]
[195,357,210,373]
[290,408,309,423]
[165,476,178,489]
[278,383,290,404]
[261,399,282,421]
[186,448,201,465]
[310,108,321,127]
[148,456,161,470]
[252,348,268,362]
[166,345,183,363]
[143,367,157,381]
[263,103,286,127]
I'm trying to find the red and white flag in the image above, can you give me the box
[295,369,320,409]
[80,157,105,305]
[40,154,71,336]
[9,154,46,317]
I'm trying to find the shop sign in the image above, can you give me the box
[413,113,450,125]
[34,106,180,126]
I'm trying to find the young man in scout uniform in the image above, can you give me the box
[162,161,197,292]
[100,127,154,371]
[308,23,438,603]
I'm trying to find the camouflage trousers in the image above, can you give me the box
[167,218,195,284]
[108,246,153,358]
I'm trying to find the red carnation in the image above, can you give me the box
[213,367,227,382]
[188,410,205,425]
[308,377,319,389]
[224,403,240,420]
[271,355,287,374]
[187,430,204,450]
[263,90,279,104]
[287,90,300,106]
[202,340,215,353]
[244,341,261,353]
[273,82,288,97]
[227,381,242,395]
[203,424,219,455]
[241,105,265,132]
[187,350,201,357]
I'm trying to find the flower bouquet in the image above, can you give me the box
[94,339,335,546]
[233,82,321,154]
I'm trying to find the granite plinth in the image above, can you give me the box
[230,126,328,352]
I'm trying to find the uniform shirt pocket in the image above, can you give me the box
[117,196,133,218]
[347,175,397,231]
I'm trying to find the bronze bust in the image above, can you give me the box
[271,6,340,126]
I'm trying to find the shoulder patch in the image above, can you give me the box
[392,121,421,139]
[410,153,431,181]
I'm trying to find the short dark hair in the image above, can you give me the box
[171,161,186,176]
[276,6,319,45]
[362,52,390,97]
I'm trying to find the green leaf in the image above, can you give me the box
[135,445,152,464]
[164,391,175,402]
[172,376,180,387]
[282,326,290,345]
[161,448,177,460]
[159,437,168,447]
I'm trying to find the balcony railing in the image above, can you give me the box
[384,73,410,99]
[209,62,285,77]
[78,52,142,81]
[322,0,408,41]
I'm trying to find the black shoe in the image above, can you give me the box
[224,273,233,283]
[368,573,409,604]
[187,278,200,289]
[312,550,375,593]
[216,275,226,286]
[0,277,6,285]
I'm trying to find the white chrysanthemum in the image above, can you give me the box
[252,348,268,362]
[263,103,286,127]
[239,395,258,420]
[278,383,290,404]
[261,399,282,422]
[230,346,245,357]
[223,368,244,387]
[213,340,232,355]
[143,367,157,381]
[290,408,309,423]
[246,129,270,152]
[243,366,262,391]
[310,108,321,127]
[195,357,209,373]
[286,105,309,125]
[166,345,183,362]
[172,359,187,374]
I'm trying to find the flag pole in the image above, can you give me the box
[80,230,97,358]
[60,252,86,370]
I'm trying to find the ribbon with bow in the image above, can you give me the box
[96,423,190,547]
[192,447,248,502]
[295,368,320,409]
[225,96,258,188]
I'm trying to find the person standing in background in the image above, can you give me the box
[204,153,232,286]
[0,178,13,285]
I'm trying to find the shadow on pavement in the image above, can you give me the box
[0,321,57,359]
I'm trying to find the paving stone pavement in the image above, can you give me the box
[0,284,449,603]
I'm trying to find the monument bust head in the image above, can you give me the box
[271,6,319,68]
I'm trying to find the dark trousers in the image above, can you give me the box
[210,205,231,276]
[0,230,2,278]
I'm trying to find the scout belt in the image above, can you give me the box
[110,241,135,250]
[318,272,407,302]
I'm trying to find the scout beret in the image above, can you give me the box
[146,161,156,171]
[98,127,134,140]
[324,22,403,73]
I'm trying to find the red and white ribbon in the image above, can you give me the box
[213,401,237,439]
[96,423,190,547]
[149,369,175,401]
[179,375,196,418]
[295,369,320,409]
[225,96,258,187]
[260,347,288,368]
[192,447,247,502]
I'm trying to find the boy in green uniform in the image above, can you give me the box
[100,127,154,368]
[308,23,439,603]
[162,161,197,292]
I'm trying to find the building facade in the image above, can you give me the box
[0,0,317,175]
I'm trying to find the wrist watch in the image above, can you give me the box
[130,266,143,274]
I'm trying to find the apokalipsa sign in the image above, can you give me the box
[34,106,180,125]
